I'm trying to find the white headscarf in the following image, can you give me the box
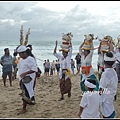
[104,52,115,61]
[84,78,96,88]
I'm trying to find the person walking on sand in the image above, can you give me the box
[12,51,18,79]
[71,59,75,75]
[16,45,37,115]
[50,62,53,76]
[53,40,72,100]
[43,60,46,75]
[114,44,120,83]
[97,39,113,81]
[51,60,56,75]
[99,51,118,118]
[78,78,100,118]
[0,48,13,87]
[55,60,60,75]
[75,53,81,74]
[45,59,50,76]
[79,38,99,95]
[26,44,38,90]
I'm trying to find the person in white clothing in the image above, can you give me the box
[78,77,100,118]
[79,39,99,94]
[51,60,56,75]
[97,40,114,81]
[99,51,118,118]
[97,52,104,81]
[16,45,37,115]
[114,46,120,83]
[53,40,72,100]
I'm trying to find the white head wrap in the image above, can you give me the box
[17,45,27,53]
[104,52,115,61]
[84,78,96,88]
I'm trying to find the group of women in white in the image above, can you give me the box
[78,34,119,118]
[53,33,119,118]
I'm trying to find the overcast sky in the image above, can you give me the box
[0,1,120,42]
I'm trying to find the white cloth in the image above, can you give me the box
[98,53,104,73]
[17,45,27,53]
[98,53,104,66]
[99,68,118,117]
[114,48,120,64]
[51,61,56,69]
[84,79,96,88]
[53,47,72,80]
[80,91,100,118]
[18,56,38,98]
[79,49,94,81]
[104,53,115,61]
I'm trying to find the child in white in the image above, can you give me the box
[78,78,100,118]
[99,51,118,118]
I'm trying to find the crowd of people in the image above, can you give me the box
[0,34,120,118]
[43,59,60,77]
[0,45,42,114]
[42,53,81,77]
[0,46,81,88]
[51,34,119,119]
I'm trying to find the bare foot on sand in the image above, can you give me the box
[17,109,27,115]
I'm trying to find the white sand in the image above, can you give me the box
[0,71,119,118]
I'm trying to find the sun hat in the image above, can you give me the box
[17,45,27,53]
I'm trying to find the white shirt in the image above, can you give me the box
[99,68,118,117]
[53,47,72,79]
[80,91,100,118]
[98,53,104,67]
[18,56,38,98]
[114,48,120,64]
[51,62,56,69]
[98,53,104,73]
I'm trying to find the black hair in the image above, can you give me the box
[26,44,32,48]
[16,45,21,50]
[13,52,17,56]
[26,48,34,58]
[86,77,96,90]
[104,51,114,66]
[4,48,9,52]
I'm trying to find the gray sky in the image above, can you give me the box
[0,1,120,42]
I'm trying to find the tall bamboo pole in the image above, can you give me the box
[24,28,30,46]
[20,25,24,45]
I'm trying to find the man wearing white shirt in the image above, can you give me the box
[99,51,118,118]
[53,40,72,100]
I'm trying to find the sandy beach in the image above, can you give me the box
[0,71,120,118]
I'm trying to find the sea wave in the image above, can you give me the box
[0,39,99,75]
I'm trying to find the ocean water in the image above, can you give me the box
[0,39,99,75]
